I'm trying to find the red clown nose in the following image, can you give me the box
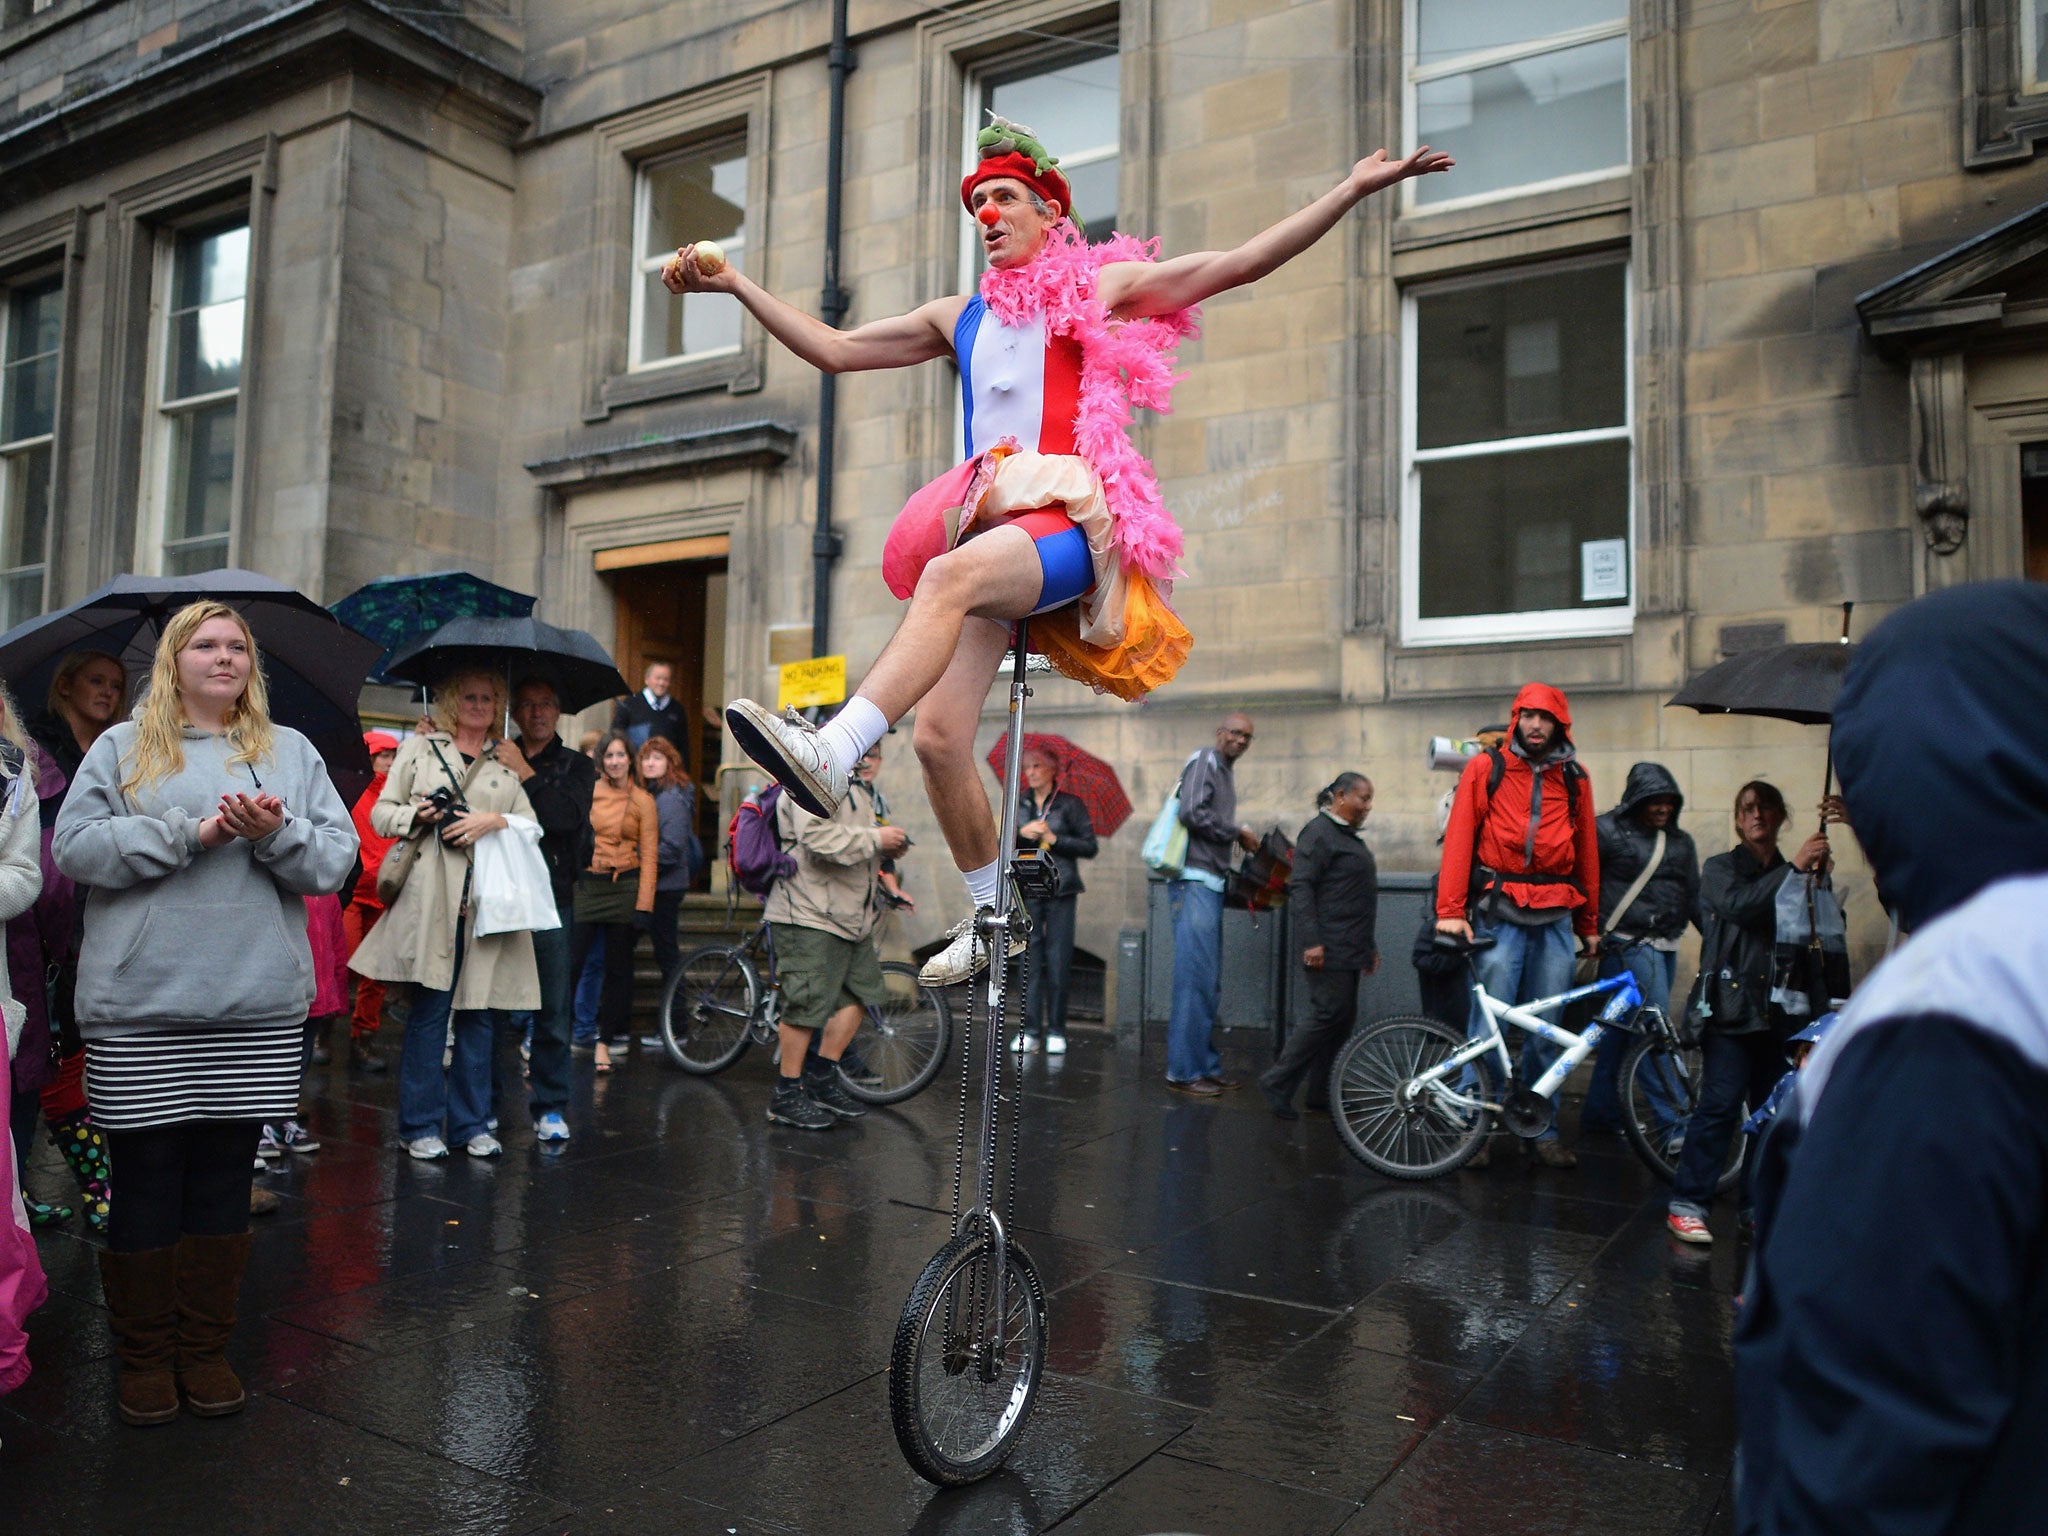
[976,204,1001,227]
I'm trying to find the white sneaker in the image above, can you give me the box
[724,699,848,818]
[1045,1033,1067,1054]
[466,1133,503,1158]
[405,1136,449,1161]
[532,1112,571,1143]
[919,901,1029,987]
[1011,1033,1039,1053]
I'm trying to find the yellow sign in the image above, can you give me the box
[777,655,847,712]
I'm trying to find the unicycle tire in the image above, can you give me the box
[658,943,760,1075]
[889,1228,1047,1486]
[1330,1015,1499,1180]
[838,961,952,1105]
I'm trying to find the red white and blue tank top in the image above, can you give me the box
[953,296,1084,458]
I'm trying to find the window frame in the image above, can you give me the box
[1401,0,1631,217]
[626,135,751,375]
[135,208,252,578]
[1398,251,1636,647]
[0,265,62,625]
[2026,0,2047,93]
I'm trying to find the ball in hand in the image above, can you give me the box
[693,240,727,275]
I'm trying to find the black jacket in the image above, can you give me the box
[28,709,87,821]
[1695,842,1790,1036]
[1289,813,1378,971]
[1594,762,1700,943]
[517,734,598,907]
[1176,748,1239,879]
[1736,581,2048,1536]
[611,693,690,766]
[1016,787,1097,898]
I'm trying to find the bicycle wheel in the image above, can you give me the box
[1620,1035,1743,1195]
[889,1227,1047,1486]
[1330,1015,1498,1180]
[839,961,952,1105]
[658,943,761,1075]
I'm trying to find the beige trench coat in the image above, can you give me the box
[347,733,540,1010]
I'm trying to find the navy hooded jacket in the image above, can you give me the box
[1734,581,2048,1536]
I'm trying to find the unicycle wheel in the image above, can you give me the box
[889,1227,1047,1486]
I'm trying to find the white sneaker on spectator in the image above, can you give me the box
[533,1112,571,1143]
[1011,1033,1039,1053]
[724,699,848,818]
[466,1133,503,1159]
[405,1136,449,1161]
[1045,1033,1067,1054]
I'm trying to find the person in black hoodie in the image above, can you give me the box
[1012,747,1097,1054]
[1581,762,1700,1133]
[1734,581,2048,1536]
[1261,773,1377,1120]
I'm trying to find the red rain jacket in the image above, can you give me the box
[350,772,396,909]
[1436,683,1601,938]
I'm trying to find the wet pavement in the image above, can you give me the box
[5,1024,1739,1533]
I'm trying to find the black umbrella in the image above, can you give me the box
[383,615,627,715]
[1665,641,1854,726]
[0,569,383,804]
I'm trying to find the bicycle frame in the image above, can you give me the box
[1407,966,1648,1119]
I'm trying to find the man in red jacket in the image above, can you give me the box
[1435,683,1600,1168]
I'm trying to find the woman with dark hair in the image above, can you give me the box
[1012,746,1097,1054]
[635,734,696,988]
[572,732,656,1071]
[53,601,356,1425]
[1260,772,1378,1120]
[1666,779,1836,1246]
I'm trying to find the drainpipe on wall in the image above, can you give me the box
[812,0,853,661]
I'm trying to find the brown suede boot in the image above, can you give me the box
[97,1247,182,1426]
[173,1231,254,1416]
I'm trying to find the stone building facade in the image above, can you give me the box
[3,0,2045,989]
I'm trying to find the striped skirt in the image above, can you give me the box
[83,1024,304,1132]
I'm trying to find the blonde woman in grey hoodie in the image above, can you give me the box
[53,601,355,1427]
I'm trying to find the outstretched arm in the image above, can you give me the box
[1097,146,1453,319]
[660,246,963,373]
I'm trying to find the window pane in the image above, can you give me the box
[172,223,249,311]
[0,569,42,631]
[1,354,57,444]
[162,537,231,578]
[1,441,51,572]
[166,400,237,551]
[2031,0,2048,91]
[638,250,744,365]
[1417,438,1629,619]
[1413,35,1628,205]
[1417,0,1625,67]
[5,279,62,363]
[642,147,747,261]
[986,49,1120,241]
[1416,262,1625,448]
[166,297,244,400]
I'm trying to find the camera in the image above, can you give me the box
[424,784,471,818]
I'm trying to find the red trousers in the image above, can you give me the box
[342,900,385,1039]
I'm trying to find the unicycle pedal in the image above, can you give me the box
[1010,848,1059,900]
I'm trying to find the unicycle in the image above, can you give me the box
[889,632,1053,1486]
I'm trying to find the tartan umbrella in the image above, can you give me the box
[330,570,535,684]
[985,731,1133,839]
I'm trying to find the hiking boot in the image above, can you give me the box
[919,895,1029,987]
[724,699,848,819]
[803,1070,869,1120]
[1533,1139,1579,1170]
[767,1080,836,1130]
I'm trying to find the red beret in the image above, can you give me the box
[961,152,1074,220]
[362,731,400,755]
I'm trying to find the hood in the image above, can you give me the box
[1613,761,1683,821]
[1832,581,2048,930]
[1510,682,1573,744]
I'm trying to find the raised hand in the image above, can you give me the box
[1348,145,1455,199]
[660,243,737,296]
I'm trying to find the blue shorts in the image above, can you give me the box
[1028,522,1094,615]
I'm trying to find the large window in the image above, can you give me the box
[0,274,60,627]
[1402,257,1632,643]
[1406,0,1629,210]
[630,140,747,370]
[142,217,247,576]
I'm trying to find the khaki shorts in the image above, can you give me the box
[770,922,886,1030]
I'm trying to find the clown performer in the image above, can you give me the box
[663,119,1451,986]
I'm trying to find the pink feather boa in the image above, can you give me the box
[978,224,1200,581]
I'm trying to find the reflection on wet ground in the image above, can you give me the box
[5,1027,1736,1533]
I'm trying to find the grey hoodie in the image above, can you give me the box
[53,723,357,1040]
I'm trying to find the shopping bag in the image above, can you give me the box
[472,815,562,937]
[1770,871,1849,1019]
[1140,752,1200,877]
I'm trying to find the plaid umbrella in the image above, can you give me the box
[985,731,1133,839]
[330,570,535,684]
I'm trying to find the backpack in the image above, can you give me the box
[1465,746,1588,910]
[727,784,798,898]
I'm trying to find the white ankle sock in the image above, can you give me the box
[963,859,1002,911]
[816,695,889,776]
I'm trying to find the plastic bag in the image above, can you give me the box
[472,815,562,937]
[1770,871,1850,1019]
[1140,752,1200,877]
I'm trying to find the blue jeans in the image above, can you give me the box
[1166,880,1224,1083]
[1584,943,1679,1131]
[520,906,574,1116]
[1468,913,1576,1141]
[399,978,496,1146]
[571,927,605,1043]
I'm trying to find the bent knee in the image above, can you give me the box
[913,549,976,606]
[912,711,973,767]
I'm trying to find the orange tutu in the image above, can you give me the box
[1028,571,1191,701]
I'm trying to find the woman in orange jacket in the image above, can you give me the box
[572,732,657,1070]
